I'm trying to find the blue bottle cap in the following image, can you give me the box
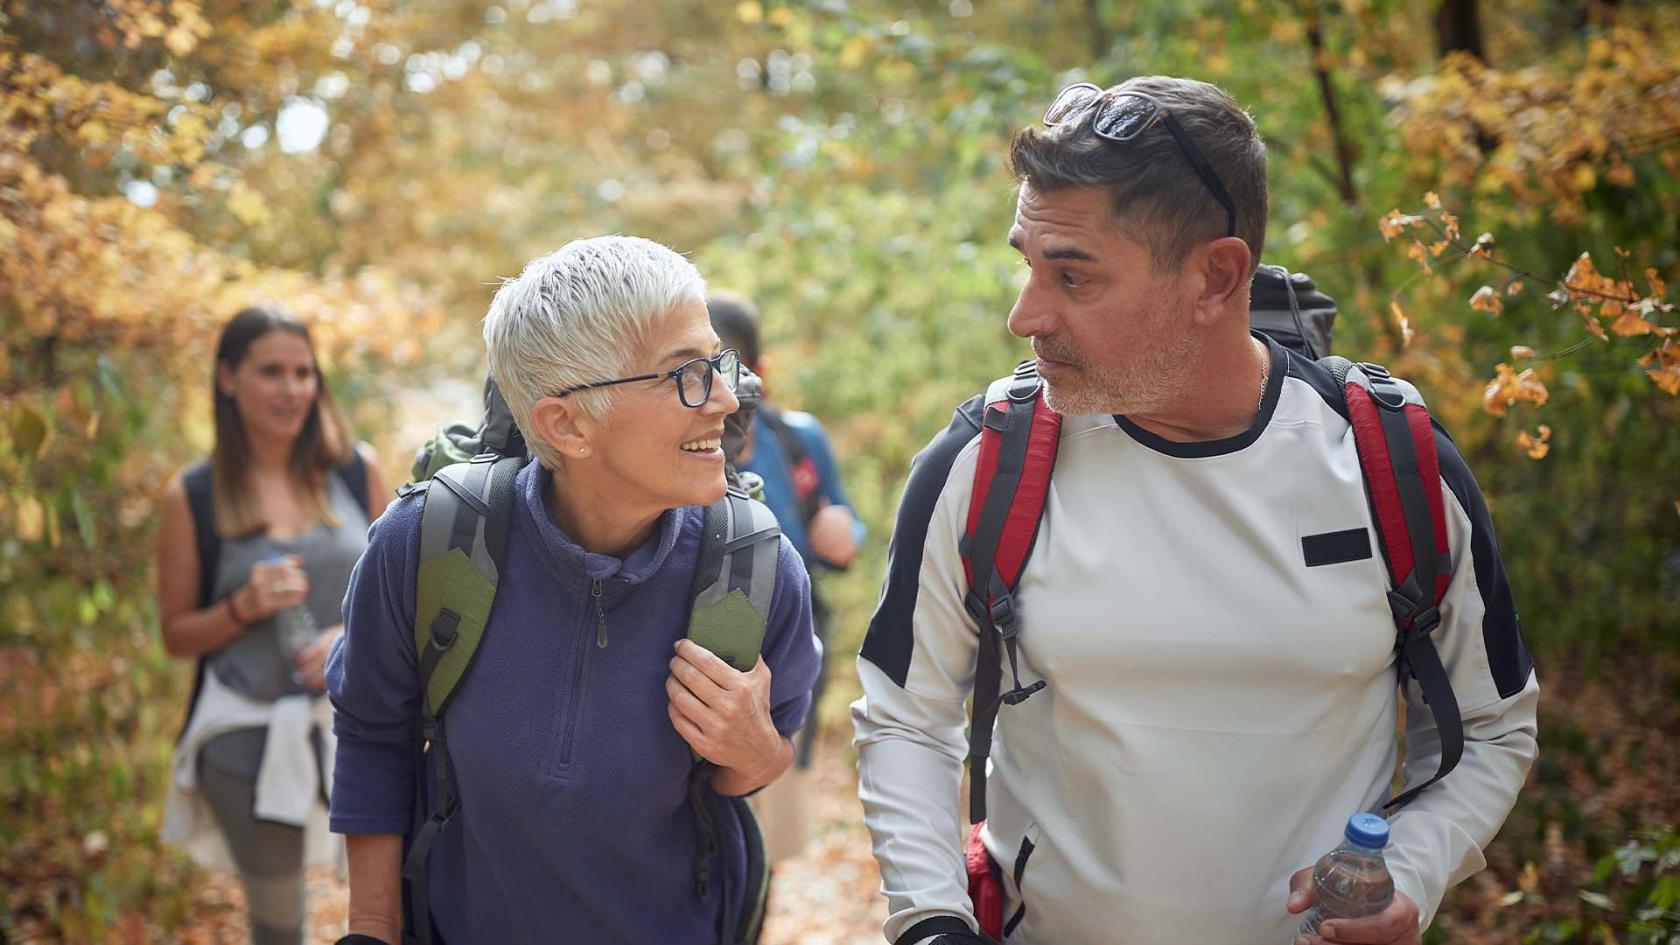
[1345,812,1390,849]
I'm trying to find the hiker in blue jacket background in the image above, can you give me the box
[326,236,821,945]
[707,290,866,862]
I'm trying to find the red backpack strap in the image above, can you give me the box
[1334,359,1463,809]
[959,361,1061,823]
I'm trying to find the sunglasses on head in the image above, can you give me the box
[1043,82,1238,239]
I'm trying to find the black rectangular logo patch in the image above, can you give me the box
[1302,528,1373,567]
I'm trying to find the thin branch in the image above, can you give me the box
[1302,3,1358,207]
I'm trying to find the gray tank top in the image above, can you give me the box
[208,473,369,703]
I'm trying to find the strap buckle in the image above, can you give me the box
[988,594,1018,636]
[1001,679,1046,705]
[1359,362,1408,411]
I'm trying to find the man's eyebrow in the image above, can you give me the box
[1007,234,1096,263]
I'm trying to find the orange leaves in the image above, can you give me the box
[1378,209,1425,241]
[1470,285,1504,314]
[1483,363,1550,417]
[1641,340,1680,396]
[1515,425,1552,460]
[1556,252,1678,343]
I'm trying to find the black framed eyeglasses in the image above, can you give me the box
[1043,83,1238,239]
[550,348,741,408]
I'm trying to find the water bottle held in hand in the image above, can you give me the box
[264,554,317,681]
[1298,812,1394,936]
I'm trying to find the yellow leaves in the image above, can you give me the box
[735,1,762,24]
[1468,232,1495,258]
[1507,280,1525,296]
[1571,163,1597,192]
[1647,268,1667,299]
[1515,425,1552,460]
[164,26,199,57]
[76,121,110,146]
[1510,345,1535,360]
[226,181,271,227]
[16,496,45,542]
[1392,21,1680,221]
[1483,363,1549,417]
[839,37,872,70]
[1423,191,1442,210]
[1470,285,1503,314]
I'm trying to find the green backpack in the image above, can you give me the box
[396,374,781,945]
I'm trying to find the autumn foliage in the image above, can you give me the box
[3,1,1677,942]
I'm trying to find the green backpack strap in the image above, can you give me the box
[687,489,783,668]
[685,488,783,945]
[400,452,522,945]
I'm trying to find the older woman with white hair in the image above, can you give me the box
[325,236,821,945]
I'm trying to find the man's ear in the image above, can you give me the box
[1190,236,1254,327]
[529,395,601,461]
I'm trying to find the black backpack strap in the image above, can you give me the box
[959,364,1060,824]
[1333,359,1463,810]
[176,461,218,744]
[182,461,219,610]
[336,446,372,518]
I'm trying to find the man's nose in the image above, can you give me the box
[1007,275,1055,340]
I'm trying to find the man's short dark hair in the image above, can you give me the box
[1009,75,1268,273]
[706,291,762,371]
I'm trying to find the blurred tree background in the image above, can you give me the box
[3,0,1675,942]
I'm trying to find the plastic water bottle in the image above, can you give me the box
[1298,812,1395,936]
[265,555,317,682]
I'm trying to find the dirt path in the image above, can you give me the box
[190,729,886,944]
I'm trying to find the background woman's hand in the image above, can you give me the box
[295,624,342,691]
[241,555,310,620]
[665,640,781,778]
[806,502,860,569]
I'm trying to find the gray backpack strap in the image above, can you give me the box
[401,452,521,945]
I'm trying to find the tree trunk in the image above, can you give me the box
[1434,0,1485,60]
[1085,0,1111,62]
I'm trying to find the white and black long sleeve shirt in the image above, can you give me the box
[852,337,1539,945]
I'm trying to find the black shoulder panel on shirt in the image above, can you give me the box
[1284,347,1351,421]
[1434,421,1534,698]
[859,394,986,688]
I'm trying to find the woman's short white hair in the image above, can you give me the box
[482,235,706,469]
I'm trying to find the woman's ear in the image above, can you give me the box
[529,395,600,461]
[216,361,238,398]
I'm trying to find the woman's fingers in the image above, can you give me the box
[665,674,716,729]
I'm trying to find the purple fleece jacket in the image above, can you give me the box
[326,459,820,945]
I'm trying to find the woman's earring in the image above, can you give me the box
[577,446,589,457]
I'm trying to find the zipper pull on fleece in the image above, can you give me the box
[592,579,608,648]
